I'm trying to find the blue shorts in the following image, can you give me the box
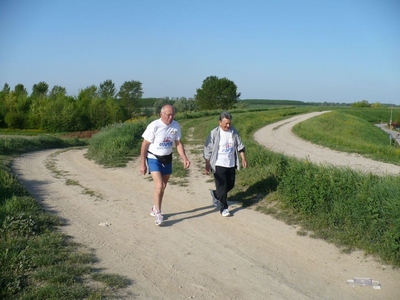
[147,158,172,175]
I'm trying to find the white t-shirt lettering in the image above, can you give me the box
[142,119,181,158]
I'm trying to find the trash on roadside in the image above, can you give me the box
[347,277,381,289]
[98,221,111,227]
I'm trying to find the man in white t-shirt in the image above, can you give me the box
[203,111,247,217]
[140,105,190,225]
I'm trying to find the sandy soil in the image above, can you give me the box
[11,112,400,299]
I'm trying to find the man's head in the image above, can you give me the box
[219,111,232,131]
[160,105,175,125]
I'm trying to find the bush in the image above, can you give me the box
[277,159,400,265]
[4,112,26,129]
[86,122,147,167]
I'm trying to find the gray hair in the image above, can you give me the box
[161,105,175,114]
[219,111,232,121]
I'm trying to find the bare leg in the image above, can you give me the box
[150,171,170,211]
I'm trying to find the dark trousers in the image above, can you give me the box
[214,166,236,212]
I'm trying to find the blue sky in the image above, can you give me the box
[0,0,399,103]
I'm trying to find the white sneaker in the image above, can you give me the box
[221,209,230,217]
[210,190,220,207]
[150,205,157,217]
[155,211,164,226]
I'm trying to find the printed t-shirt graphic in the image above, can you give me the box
[142,119,181,158]
[216,129,235,167]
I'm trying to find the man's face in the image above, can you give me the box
[160,106,174,125]
[219,118,231,131]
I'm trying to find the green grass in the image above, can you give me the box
[86,122,147,167]
[276,160,400,261]
[0,128,45,136]
[0,134,88,155]
[0,136,129,299]
[342,107,400,124]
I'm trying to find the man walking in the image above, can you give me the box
[140,105,190,225]
[203,111,247,217]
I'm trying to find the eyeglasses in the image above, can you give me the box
[162,113,174,117]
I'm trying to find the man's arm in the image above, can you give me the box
[175,140,190,169]
[203,132,213,174]
[140,140,151,175]
[239,150,247,169]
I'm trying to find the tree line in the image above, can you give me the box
[0,76,240,132]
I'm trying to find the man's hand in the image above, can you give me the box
[204,160,211,175]
[183,159,190,169]
[242,159,248,169]
[140,140,150,175]
[140,164,147,175]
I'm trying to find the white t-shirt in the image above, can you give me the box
[142,119,181,158]
[215,129,235,168]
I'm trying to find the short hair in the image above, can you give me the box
[219,111,232,121]
[161,105,175,114]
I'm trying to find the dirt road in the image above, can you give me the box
[12,112,400,299]
[254,111,400,175]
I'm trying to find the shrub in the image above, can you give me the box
[86,122,147,167]
[4,112,26,129]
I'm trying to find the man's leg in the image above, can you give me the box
[214,166,229,212]
[150,171,170,211]
[226,167,236,193]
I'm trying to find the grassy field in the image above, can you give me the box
[1,105,399,299]
[293,110,400,165]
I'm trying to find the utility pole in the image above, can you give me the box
[389,103,393,145]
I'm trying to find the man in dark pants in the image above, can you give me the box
[203,111,247,216]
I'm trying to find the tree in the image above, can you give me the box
[76,85,98,129]
[4,111,26,129]
[1,83,10,94]
[351,100,370,108]
[117,80,143,119]
[14,84,28,98]
[31,81,49,99]
[4,86,30,128]
[153,97,175,115]
[174,97,196,113]
[106,97,124,123]
[99,79,116,100]
[35,95,85,132]
[60,100,86,132]
[29,85,77,130]
[5,85,30,114]
[89,98,110,128]
[28,95,48,128]
[195,76,240,110]
[371,102,381,108]
[49,85,67,100]
[0,83,10,127]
